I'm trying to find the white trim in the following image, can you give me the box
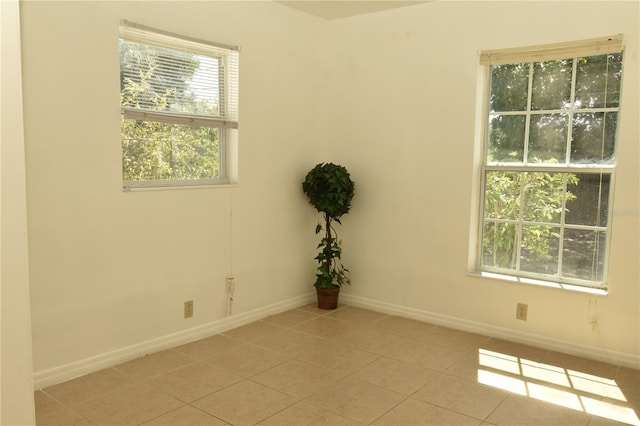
[339,293,639,369]
[119,21,239,190]
[467,271,608,295]
[33,292,315,389]
[121,20,239,52]
[35,291,638,389]
[123,183,239,193]
[477,49,620,289]
[122,108,238,129]
[480,35,623,65]
[123,178,230,190]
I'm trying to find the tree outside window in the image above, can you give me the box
[480,51,622,288]
[119,22,238,189]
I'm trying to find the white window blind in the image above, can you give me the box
[119,20,239,129]
[119,21,239,189]
[480,35,623,65]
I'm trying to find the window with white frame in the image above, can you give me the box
[476,36,624,290]
[119,21,239,189]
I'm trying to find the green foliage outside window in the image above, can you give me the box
[483,171,578,271]
[120,40,221,183]
[481,52,621,283]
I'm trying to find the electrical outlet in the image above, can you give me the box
[184,300,193,318]
[516,303,528,321]
[225,276,235,294]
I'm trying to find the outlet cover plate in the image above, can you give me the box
[184,300,194,318]
[516,303,528,321]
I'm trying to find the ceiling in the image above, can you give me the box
[276,1,430,20]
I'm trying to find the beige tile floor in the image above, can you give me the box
[35,305,640,426]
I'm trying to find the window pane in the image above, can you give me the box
[122,118,220,181]
[488,115,526,162]
[520,225,560,275]
[531,59,573,110]
[571,112,617,164]
[575,53,623,109]
[522,172,565,223]
[528,114,568,163]
[120,40,221,116]
[480,44,621,288]
[490,63,530,112]
[484,171,522,220]
[565,173,610,227]
[562,229,606,282]
[482,222,518,270]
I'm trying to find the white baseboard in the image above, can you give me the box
[33,292,316,390]
[340,293,640,370]
[34,291,638,390]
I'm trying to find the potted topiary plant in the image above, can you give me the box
[302,163,355,309]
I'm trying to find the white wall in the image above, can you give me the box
[1,0,36,423]
[22,0,639,387]
[324,1,639,363]
[21,1,326,378]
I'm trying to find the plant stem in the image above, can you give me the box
[325,211,332,279]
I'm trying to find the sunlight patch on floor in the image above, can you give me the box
[477,349,640,426]
[582,396,640,425]
[478,369,527,395]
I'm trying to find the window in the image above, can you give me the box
[476,36,624,290]
[119,21,239,189]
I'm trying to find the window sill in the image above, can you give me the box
[123,183,239,192]
[467,270,608,296]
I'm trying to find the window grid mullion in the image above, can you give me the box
[557,173,569,278]
[522,62,534,164]
[515,64,535,273]
[483,217,607,233]
[515,172,525,272]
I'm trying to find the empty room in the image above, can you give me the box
[1,0,638,425]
